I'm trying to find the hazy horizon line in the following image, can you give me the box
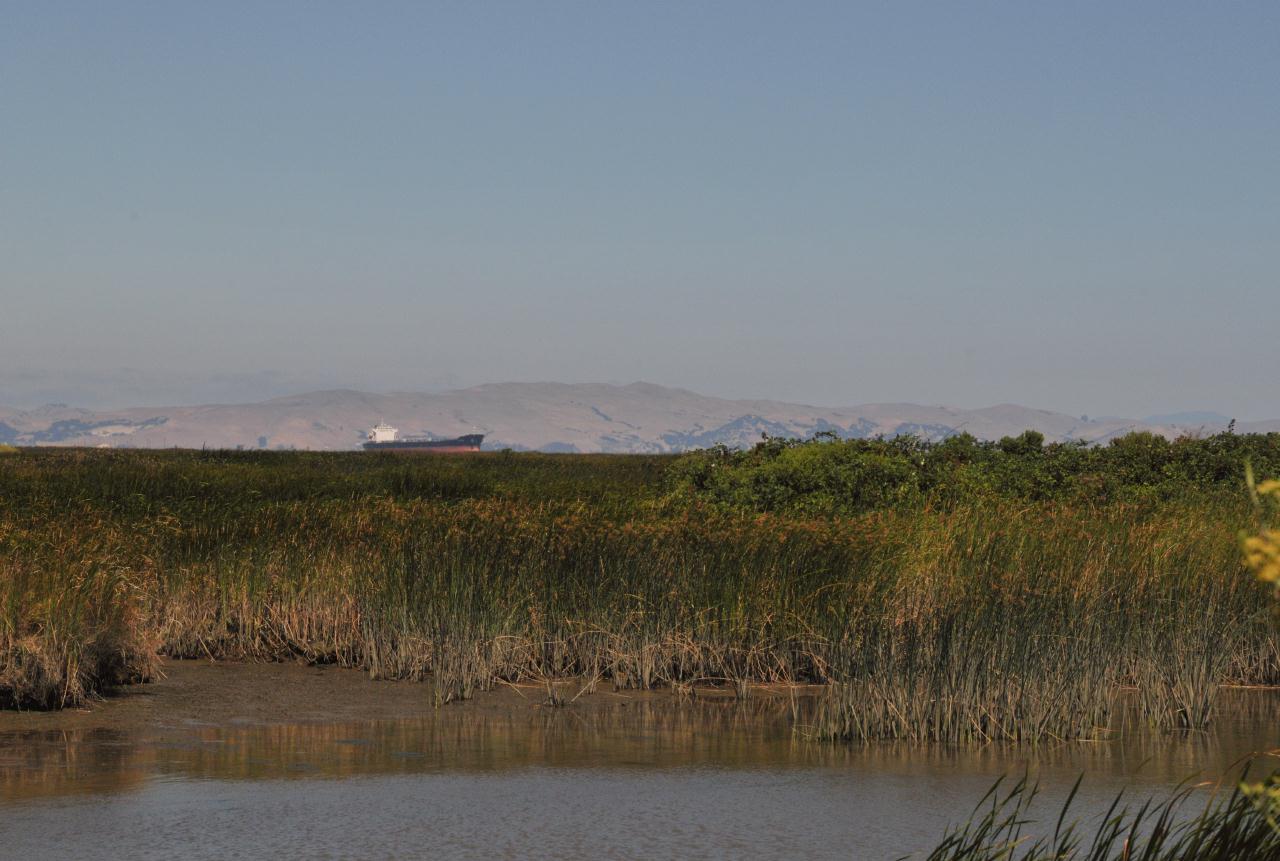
[0,376,1266,425]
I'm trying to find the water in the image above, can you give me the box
[0,678,1276,860]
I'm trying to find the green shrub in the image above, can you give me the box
[667,430,1280,515]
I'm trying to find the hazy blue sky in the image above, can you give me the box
[3,2,1277,416]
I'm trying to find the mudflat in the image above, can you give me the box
[0,658,795,733]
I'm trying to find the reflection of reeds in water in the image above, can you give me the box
[0,696,811,798]
[1,450,1276,745]
[4,692,1278,805]
[0,728,153,802]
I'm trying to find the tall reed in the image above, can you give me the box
[0,446,1273,737]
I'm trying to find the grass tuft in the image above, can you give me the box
[920,769,1280,860]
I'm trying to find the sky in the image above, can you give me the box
[2,2,1277,417]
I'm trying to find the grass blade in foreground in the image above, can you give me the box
[919,770,1280,861]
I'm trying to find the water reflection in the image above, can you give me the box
[2,691,1276,804]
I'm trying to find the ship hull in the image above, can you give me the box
[362,434,484,453]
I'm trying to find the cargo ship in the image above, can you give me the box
[362,423,484,453]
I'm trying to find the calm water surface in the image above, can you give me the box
[1,692,1276,860]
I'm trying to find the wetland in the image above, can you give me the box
[3,436,1280,857]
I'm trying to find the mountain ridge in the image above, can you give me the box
[0,382,1274,453]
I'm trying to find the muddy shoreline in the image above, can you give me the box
[0,658,810,733]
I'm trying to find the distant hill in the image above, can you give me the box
[0,382,1275,453]
[1141,411,1233,428]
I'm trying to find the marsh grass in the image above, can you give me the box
[0,527,158,708]
[0,446,1274,736]
[919,770,1280,861]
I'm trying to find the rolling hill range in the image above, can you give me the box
[0,382,1274,453]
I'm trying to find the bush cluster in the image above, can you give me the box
[666,430,1280,515]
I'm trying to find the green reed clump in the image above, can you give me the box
[920,771,1280,861]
